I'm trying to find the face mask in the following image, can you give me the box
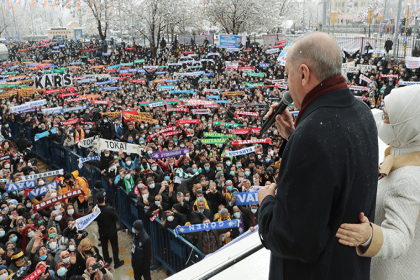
[165,176,170,181]
[104,153,109,157]
[233,212,241,219]
[57,267,67,277]
[69,245,76,251]
[40,255,47,260]
[8,215,13,220]
[18,190,25,196]
[226,161,231,166]
[67,209,74,215]
[4,164,10,169]
[167,216,174,222]
[62,257,70,264]
[155,201,161,206]
[142,194,149,200]
[27,231,35,238]
[192,168,197,173]
[199,209,204,213]
[229,171,235,176]
[227,186,233,192]
[26,203,32,208]
[51,192,57,198]
[180,144,185,148]
[151,166,157,171]
[245,171,250,177]
[251,209,257,214]
[125,174,131,180]
[49,242,57,250]
[0,273,8,280]
[218,144,223,148]
[204,166,210,171]
[0,231,5,238]
[38,219,44,224]
[126,161,132,166]
[266,158,270,163]
[377,121,396,146]
[128,139,133,143]
[149,183,155,189]
[55,215,62,222]
[54,205,61,210]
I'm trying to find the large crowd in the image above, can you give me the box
[0,35,415,280]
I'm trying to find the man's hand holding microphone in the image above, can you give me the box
[258,91,295,204]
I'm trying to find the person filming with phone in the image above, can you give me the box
[257,32,379,280]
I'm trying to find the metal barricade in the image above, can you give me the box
[7,121,206,274]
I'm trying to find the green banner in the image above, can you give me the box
[121,62,133,66]
[158,66,168,68]
[200,138,227,144]
[3,71,17,74]
[245,82,264,88]
[203,132,236,139]
[52,68,65,74]
[80,56,89,59]
[22,59,34,62]
[201,78,212,82]
[214,121,244,128]
[134,59,145,64]
[190,66,201,69]
[247,72,265,77]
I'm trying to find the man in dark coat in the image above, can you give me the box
[94,193,124,269]
[131,220,152,280]
[258,32,378,280]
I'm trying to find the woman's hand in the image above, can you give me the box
[336,212,372,247]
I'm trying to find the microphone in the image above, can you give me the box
[259,91,293,136]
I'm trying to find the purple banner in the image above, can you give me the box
[15,108,38,115]
[150,148,190,160]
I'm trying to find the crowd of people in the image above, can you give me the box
[0,33,417,280]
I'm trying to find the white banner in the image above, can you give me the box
[192,109,211,114]
[95,138,141,154]
[25,99,47,108]
[79,135,99,148]
[224,146,256,157]
[21,169,64,181]
[359,74,372,84]
[405,56,420,69]
[34,74,73,89]
[75,205,101,231]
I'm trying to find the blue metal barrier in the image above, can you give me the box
[8,121,206,274]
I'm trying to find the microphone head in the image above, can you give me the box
[282,91,293,106]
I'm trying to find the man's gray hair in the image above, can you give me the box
[226,180,232,185]
[220,208,229,214]
[289,32,342,82]
[197,197,205,203]
[233,206,239,211]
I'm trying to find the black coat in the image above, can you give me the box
[258,88,378,280]
[95,204,119,236]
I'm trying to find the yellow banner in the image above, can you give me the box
[153,78,170,83]
[102,111,121,117]
[0,94,11,99]
[224,91,244,96]
[125,114,158,124]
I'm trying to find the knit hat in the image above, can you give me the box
[60,250,69,259]
[172,204,182,213]
[94,180,102,189]
[11,249,24,261]
[133,220,144,232]
[0,265,8,271]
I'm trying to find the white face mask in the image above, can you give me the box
[167,216,174,222]
[26,203,32,208]
[54,205,61,210]
[233,212,241,219]
[67,209,74,215]
[63,257,70,264]
[18,191,25,196]
[49,242,57,250]
[69,245,76,251]
[38,181,44,186]
[251,209,257,214]
[27,231,35,238]
[142,194,149,200]
[0,272,8,280]
[55,215,62,222]
[126,161,132,166]
[51,192,57,197]
[184,197,190,201]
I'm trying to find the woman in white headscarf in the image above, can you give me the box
[335,85,420,280]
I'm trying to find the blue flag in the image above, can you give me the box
[6,180,36,193]
[28,181,59,200]
[34,128,57,141]
[235,192,259,205]
[174,219,239,237]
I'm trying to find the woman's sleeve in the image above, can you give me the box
[357,176,420,258]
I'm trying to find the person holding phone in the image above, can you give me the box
[82,257,114,280]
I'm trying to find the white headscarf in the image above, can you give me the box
[377,85,420,156]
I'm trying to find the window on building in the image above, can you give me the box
[354,2,358,7]
[342,2,345,7]
[361,2,365,6]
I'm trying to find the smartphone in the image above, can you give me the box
[193,205,198,211]
[91,263,102,270]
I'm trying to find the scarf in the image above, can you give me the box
[295,75,348,126]
[75,129,85,143]
[124,176,135,192]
